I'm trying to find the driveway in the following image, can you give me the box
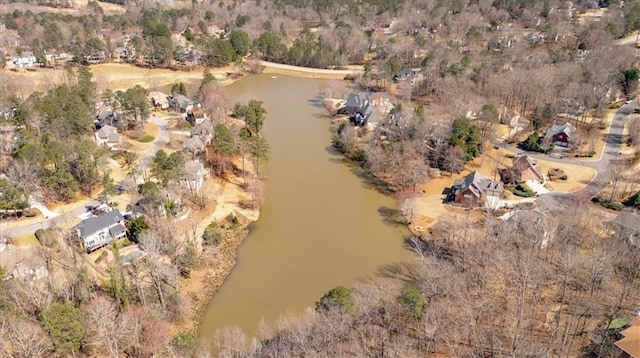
[494,99,634,201]
[139,115,171,176]
[7,115,173,238]
[526,180,550,195]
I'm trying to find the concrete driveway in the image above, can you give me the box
[526,180,550,195]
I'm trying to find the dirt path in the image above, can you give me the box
[259,60,363,79]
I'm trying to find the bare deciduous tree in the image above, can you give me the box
[5,317,53,358]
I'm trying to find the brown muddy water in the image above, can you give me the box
[199,74,413,340]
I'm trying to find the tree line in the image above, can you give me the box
[208,201,640,357]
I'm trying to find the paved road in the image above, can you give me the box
[7,115,172,237]
[495,100,635,206]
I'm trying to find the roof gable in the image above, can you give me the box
[77,210,124,238]
[548,122,576,139]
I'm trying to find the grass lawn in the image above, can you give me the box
[137,135,155,143]
[11,233,40,246]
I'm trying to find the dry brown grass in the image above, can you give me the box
[0,1,125,16]
[2,63,237,96]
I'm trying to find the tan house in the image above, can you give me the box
[616,316,640,357]
[149,91,170,109]
[94,125,120,149]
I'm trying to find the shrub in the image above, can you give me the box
[176,120,193,130]
[398,284,424,318]
[512,183,536,197]
[632,191,640,208]
[575,151,596,158]
[203,221,221,246]
[126,216,148,243]
[35,229,56,247]
[137,135,155,143]
[548,168,568,181]
[520,132,552,153]
[593,197,625,211]
[602,200,625,211]
[315,286,354,315]
[171,331,198,354]
[94,250,109,264]
[225,213,239,229]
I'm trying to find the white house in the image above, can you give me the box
[181,160,205,191]
[12,52,37,68]
[149,91,170,109]
[94,125,121,148]
[75,210,126,253]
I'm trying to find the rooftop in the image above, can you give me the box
[76,210,124,238]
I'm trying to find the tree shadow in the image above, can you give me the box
[403,236,454,262]
[323,145,396,196]
[375,261,421,283]
[307,96,325,109]
[378,206,408,227]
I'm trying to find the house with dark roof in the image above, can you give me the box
[500,154,544,185]
[544,122,577,148]
[343,93,369,115]
[351,104,374,126]
[75,210,126,253]
[450,171,504,207]
[169,93,195,113]
[393,66,423,84]
[95,110,127,130]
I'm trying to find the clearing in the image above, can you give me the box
[407,146,597,232]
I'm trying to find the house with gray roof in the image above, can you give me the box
[169,93,195,113]
[183,136,206,156]
[393,67,423,84]
[181,160,205,191]
[343,93,369,115]
[94,125,121,149]
[75,210,126,253]
[544,122,576,148]
[450,171,504,207]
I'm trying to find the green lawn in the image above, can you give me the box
[137,135,155,143]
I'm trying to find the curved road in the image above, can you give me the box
[7,115,171,237]
[494,100,634,205]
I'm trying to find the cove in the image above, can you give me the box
[200,74,413,339]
